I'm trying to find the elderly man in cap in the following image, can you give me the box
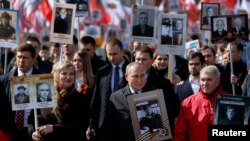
[14,85,30,104]
[161,18,173,45]
[0,11,15,39]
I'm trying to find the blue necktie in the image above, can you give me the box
[113,66,120,92]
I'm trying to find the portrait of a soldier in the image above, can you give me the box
[0,11,16,39]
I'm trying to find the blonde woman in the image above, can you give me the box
[32,60,88,141]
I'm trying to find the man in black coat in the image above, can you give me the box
[86,39,130,141]
[0,43,42,141]
[80,36,107,75]
[132,11,154,37]
[232,17,247,36]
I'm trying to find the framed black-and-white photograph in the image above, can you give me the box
[50,3,76,44]
[0,0,11,9]
[92,9,100,22]
[231,15,249,40]
[211,14,249,43]
[130,5,158,44]
[128,89,172,141]
[200,2,220,30]
[65,0,89,17]
[0,9,19,48]
[157,13,187,56]
[214,95,250,125]
[10,74,55,111]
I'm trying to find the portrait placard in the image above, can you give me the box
[0,9,19,48]
[157,13,187,55]
[130,5,158,44]
[50,3,76,44]
[10,74,55,111]
[200,2,220,30]
[211,14,249,43]
[214,95,250,125]
[65,0,89,17]
[168,0,180,12]
[127,89,172,141]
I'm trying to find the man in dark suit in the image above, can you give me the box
[212,19,228,38]
[232,17,246,36]
[86,39,130,141]
[0,43,42,141]
[176,52,205,102]
[161,18,172,45]
[80,36,107,75]
[14,85,29,104]
[36,83,52,102]
[202,7,214,26]
[132,11,154,37]
[107,62,154,140]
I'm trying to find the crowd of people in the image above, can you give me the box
[0,2,250,141]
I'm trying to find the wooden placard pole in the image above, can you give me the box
[228,43,236,96]
[168,54,173,82]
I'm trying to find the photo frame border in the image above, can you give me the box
[130,5,158,44]
[10,74,55,111]
[157,13,187,56]
[200,2,220,30]
[0,9,19,48]
[127,89,172,141]
[211,14,249,43]
[50,3,76,44]
[214,95,250,125]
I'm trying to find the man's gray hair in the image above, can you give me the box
[200,65,220,79]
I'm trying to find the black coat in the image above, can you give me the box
[38,88,89,141]
[0,66,41,141]
[175,79,194,102]
[88,59,129,140]
[132,24,154,37]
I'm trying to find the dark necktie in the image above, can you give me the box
[113,66,120,92]
[16,73,26,129]
[134,91,138,94]
[15,110,24,129]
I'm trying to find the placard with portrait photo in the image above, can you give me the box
[214,95,250,125]
[157,13,187,55]
[211,15,249,43]
[50,3,76,44]
[65,0,89,17]
[10,74,55,111]
[168,0,180,12]
[130,5,158,44]
[127,89,172,141]
[200,2,220,30]
[0,9,19,48]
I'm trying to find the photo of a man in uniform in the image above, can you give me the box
[0,11,16,39]
[161,18,172,45]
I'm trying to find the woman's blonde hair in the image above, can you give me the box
[52,60,76,89]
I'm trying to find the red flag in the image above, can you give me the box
[89,0,111,25]
[38,0,52,22]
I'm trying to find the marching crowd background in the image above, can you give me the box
[0,0,250,141]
